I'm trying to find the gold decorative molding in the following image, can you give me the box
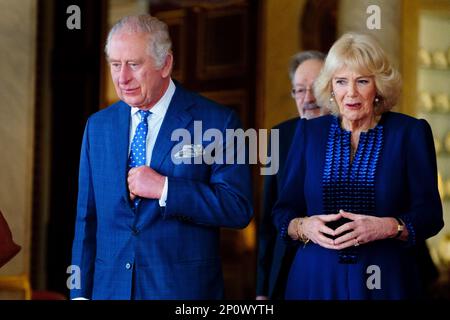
[402,0,450,116]
[0,274,32,300]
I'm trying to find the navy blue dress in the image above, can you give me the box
[272,112,443,300]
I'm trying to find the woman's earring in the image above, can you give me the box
[374,96,380,103]
[330,91,335,102]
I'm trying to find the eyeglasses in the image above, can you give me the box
[291,87,313,99]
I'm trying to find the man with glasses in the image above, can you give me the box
[256,51,326,300]
[289,51,326,120]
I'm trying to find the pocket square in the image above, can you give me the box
[173,144,204,159]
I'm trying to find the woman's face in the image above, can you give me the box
[332,66,377,123]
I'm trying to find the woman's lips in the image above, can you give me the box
[345,103,361,109]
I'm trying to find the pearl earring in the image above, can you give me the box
[330,91,335,102]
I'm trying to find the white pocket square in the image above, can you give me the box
[173,144,204,159]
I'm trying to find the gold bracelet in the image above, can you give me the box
[295,218,302,240]
[296,218,310,245]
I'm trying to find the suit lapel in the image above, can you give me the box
[111,101,132,205]
[151,86,193,171]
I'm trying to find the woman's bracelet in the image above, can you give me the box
[296,218,310,245]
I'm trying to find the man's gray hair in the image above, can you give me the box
[288,50,326,81]
[105,14,172,69]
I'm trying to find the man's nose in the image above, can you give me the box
[304,88,316,103]
[119,66,131,84]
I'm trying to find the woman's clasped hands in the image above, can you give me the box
[288,209,398,249]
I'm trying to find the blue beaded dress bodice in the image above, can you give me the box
[322,116,384,216]
[322,117,384,263]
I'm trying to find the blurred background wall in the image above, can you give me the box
[0,0,36,299]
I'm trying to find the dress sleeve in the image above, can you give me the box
[400,119,444,245]
[272,119,308,242]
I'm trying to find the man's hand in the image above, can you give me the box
[127,166,166,200]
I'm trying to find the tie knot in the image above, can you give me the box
[138,110,151,122]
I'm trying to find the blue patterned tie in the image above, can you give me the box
[128,110,151,208]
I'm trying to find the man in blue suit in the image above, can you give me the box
[256,51,326,300]
[70,14,253,300]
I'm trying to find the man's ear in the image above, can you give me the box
[161,53,173,78]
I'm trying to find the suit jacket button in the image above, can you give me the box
[132,227,139,235]
[125,263,132,270]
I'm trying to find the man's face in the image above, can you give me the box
[291,59,324,119]
[107,31,172,109]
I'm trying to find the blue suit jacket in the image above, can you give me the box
[70,84,253,300]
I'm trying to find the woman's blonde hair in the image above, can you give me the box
[314,32,402,115]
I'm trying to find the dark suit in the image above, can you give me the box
[71,83,253,299]
[256,118,299,299]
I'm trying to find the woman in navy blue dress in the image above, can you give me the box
[272,33,444,299]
